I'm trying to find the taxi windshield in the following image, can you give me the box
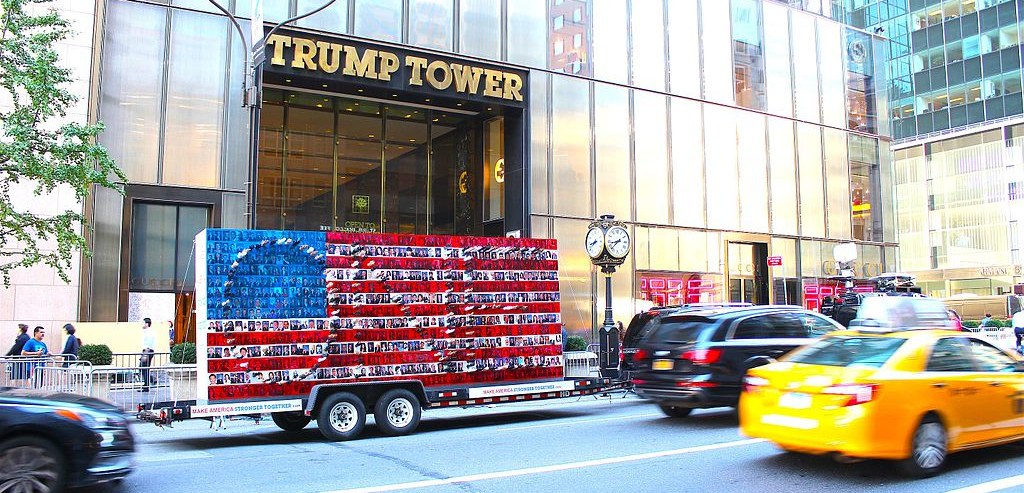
[786,336,906,368]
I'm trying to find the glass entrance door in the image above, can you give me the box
[728,241,769,304]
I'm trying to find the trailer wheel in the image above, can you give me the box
[374,389,421,436]
[271,411,311,431]
[317,392,366,441]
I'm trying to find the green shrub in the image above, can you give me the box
[962,320,980,329]
[170,342,197,364]
[565,335,588,352]
[78,344,112,366]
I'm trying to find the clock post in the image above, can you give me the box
[585,214,630,379]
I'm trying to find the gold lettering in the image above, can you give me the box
[482,69,503,97]
[426,60,452,90]
[405,56,428,86]
[291,38,318,70]
[378,51,400,81]
[315,41,343,74]
[503,73,524,101]
[451,64,484,94]
[266,34,292,66]
[342,46,378,78]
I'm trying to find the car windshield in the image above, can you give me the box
[785,336,906,368]
[647,319,711,344]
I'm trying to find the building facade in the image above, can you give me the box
[4,0,896,340]
[847,0,1024,297]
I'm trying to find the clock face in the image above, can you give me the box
[604,226,630,258]
[585,227,605,258]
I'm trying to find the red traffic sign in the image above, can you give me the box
[767,256,783,267]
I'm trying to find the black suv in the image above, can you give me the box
[632,306,842,417]
[621,303,753,377]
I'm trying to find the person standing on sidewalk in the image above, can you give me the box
[1013,309,1024,354]
[6,324,29,356]
[62,324,80,366]
[21,327,49,386]
[140,318,156,392]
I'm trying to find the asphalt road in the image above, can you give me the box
[107,393,1024,493]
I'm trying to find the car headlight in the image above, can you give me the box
[54,408,127,429]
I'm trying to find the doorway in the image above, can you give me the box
[727,241,769,305]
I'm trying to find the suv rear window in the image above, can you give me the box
[785,336,906,369]
[646,318,714,344]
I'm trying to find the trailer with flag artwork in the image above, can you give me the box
[137,228,612,440]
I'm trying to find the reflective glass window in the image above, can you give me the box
[257,91,285,229]
[630,0,666,91]
[633,91,669,225]
[296,0,349,33]
[823,128,851,240]
[703,105,739,230]
[732,0,766,110]
[483,117,505,222]
[763,2,793,117]
[818,20,846,129]
[797,123,825,238]
[553,218,593,336]
[701,0,734,104]
[666,0,701,98]
[409,0,453,51]
[592,0,628,84]
[530,72,550,215]
[671,98,705,228]
[850,135,882,242]
[235,0,289,22]
[847,28,877,133]
[551,76,591,218]
[163,10,226,188]
[508,0,548,67]
[284,93,335,231]
[791,13,821,122]
[99,0,165,183]
[549,0,591,76]
[737,114,769,233]
[130,203,209,292]
[354,0,402,42]
[460,0,501,59]
[768,117,798,236]
[594,84,631,219]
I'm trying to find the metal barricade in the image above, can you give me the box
[34,362,93,394]
[563,351,599,377]
[110,352,170,369]
[0,355,78,389]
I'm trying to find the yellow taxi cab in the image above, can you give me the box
[739,328,1024,477]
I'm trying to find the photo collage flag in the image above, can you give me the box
[197,229,562,402]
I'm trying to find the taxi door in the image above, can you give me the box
[963,338,1024,441]
[923,337,995,446]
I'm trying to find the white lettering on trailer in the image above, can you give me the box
[466,380,575,398]
[189,399,303,417]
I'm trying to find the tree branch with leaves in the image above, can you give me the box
[0,0,125,286]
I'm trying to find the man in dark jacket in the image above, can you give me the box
[6,324,29,356]
[62,324,80,361]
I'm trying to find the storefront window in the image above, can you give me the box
[639,272,719,306]
[284,93,335,231]
[384,106,430,233]
[408,0,453,51]
[732,0,766,110]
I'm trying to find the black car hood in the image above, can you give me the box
[0,387,120,412]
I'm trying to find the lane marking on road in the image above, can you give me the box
[495,412,663,432]
[945,474,1024,493]
[137,449,214,463]
[322,438,767,493]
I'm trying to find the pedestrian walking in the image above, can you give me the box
[62,324,80,366]
[140,318,155,392]
[979,313,994,327]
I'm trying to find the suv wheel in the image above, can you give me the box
[658,404,693,418]
[0,436,66,493]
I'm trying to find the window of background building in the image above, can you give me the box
[732,0,766,110]
[129,203,209,292]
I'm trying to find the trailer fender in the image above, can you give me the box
[306,380,428,416]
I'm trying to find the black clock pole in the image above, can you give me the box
[588,213,627,380]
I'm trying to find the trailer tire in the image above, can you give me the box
[374,389,421,436]
[317,392,366,441]
[271,411,311,432]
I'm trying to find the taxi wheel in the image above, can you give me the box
[658,404,693,418]
[899,416,947,478]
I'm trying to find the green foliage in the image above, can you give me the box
[170,342,196,364]
[78,344,112,366]
[565,335,588,352]
[0,0,126,286]
[961,320,980,329]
